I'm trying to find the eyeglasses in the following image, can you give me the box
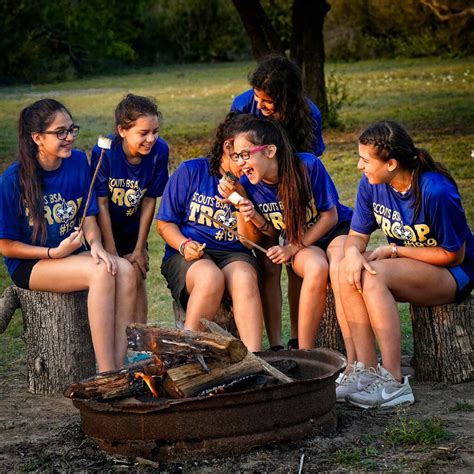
[229,145,268,162]
[41,125,80,140]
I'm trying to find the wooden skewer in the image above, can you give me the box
[78,136,112,231]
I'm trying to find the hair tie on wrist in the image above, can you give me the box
[257,220,270,232]
[47,247,53,259]
[179,238,192,256]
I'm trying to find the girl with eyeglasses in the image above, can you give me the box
[219,114,352,350]
[231,55,326,350]
[91,94,169,323]
[0,98,137,373]
[335,120,473,408]
[155,113,263,352]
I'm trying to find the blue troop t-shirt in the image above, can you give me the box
[351,172,474,289]
[156,157,251,261]
[91,135,169,238]
[240,153,352,247]
[231,89,325,157]
[0,150,99,276]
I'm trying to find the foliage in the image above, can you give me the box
[385,410,453,445]
[325,71,354,129]
[331,446,379,470]
[449,400,474,412]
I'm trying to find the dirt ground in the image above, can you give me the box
[1,358,473,473]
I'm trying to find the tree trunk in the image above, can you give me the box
[231,0,284,58]
[0,286,95,394]
[410,294,474,383]
[290,0,330,119]
[316,285,345,354]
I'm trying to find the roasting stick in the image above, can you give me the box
[77,135,112,231]
[203,213,268,254]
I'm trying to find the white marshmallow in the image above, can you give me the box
[97,135,112,149]
[228,192,244,205]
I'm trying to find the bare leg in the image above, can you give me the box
[286,267,302,340]
[132,263,148,324]
[327,235,357,367]
[222,261,263,352]
[257,236,282,347]
[184,259,225,330]
[292,246,328,349]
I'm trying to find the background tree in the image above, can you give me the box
[231,0,330,119]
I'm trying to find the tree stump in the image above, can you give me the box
[410,293,474,383]
[317,285,345,354]
[172,300,239,338]
[0,286,96,394]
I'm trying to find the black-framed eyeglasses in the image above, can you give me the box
[229,145,268,162]
[40,125,80,140]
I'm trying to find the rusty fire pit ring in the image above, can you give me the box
[73,348,346,462]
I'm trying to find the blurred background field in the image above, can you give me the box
[0,56,473,370]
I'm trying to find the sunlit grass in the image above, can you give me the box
[0,57,472,357]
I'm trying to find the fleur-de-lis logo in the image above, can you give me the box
[56,199,74,223]
[128,188,142,208]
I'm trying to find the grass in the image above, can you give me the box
[449,400,474,412]
[0,56,472,360]
[331,446,379,470]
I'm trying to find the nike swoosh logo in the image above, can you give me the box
[381,386,406,400]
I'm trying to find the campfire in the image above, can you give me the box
[66,321,346,462]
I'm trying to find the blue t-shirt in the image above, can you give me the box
[231,89,325,156]
[91,136,169,238]
[351,172,474,287]
[240,153,352,247]
[156,157,251,261]
[0,150,99,276]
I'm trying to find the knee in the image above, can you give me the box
[303,260,328,287]
[193,266,225,294]
[116,258,137,293]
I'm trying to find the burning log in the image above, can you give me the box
[64,358,165,400]
[127,324,248,364]
[163,353,265,398]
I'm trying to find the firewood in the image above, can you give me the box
[64,358,165,400]
[126,324,248,363]
[200,320,293,384]
[163,352,265,398]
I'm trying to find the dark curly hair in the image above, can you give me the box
[249,55,315,153]
[231,114,312,245]
[359,120,455,218]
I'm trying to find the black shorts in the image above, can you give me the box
[161,248,260,311]
[315,220,351,252]
[113,234,149,257]
[11,259,39,289]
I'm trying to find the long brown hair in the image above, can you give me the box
[18,99,73,243]
[231,114,312,245]
[359,120,456,219]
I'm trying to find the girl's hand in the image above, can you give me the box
[366,244,392,261]
[343,248,376,293]
[238,198,257,223]
[50,229,84,258]
[126,249,149,279]
[183,240,206,262]
[90,243,118,275]
[266,244,299,264]
[217,176,237,200]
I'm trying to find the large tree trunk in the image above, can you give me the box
[290,0,330,118]
[0,286,95,394]
[410,294,473,383]
[231,0,284,58]
[317,285,345,354]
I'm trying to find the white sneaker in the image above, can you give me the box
[346,365,415,409]
[335,361,378,402]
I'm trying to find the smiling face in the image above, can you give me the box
[233,133,278,184]
[253,88,279,118]
[357,143,393,184]
[118,114,159,159]
[32,110,75,164]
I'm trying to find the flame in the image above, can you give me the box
[134,372,159,397]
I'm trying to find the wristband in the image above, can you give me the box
[47,247,53,259]
[389,242,398,258]
[179,238,192,256]
[256,220,270,232]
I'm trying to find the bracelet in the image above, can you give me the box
[47,247,53,259]
[179,238,192,256]
[389,242,398,258]
[256,220,270,232]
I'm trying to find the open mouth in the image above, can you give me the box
[242,166,255,180]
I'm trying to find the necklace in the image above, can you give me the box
[389,170,414,195]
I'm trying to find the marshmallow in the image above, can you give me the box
[228,192,244,206]
[97,135,112,149]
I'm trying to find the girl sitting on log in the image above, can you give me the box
[336,120,473,408]
[155,115,263,352]
[91,94,169,323]
[218,114,352,350]
[0,99,137,373]
[230,55,326,351]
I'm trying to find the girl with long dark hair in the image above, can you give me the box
[0,99,137,372]
[336,120,473,408]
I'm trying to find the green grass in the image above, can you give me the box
[330,446,379,470]
[0,57,472,358]
[449,400,474,412]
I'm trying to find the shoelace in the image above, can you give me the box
[364,372,394,393]
[339,362,367,386]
